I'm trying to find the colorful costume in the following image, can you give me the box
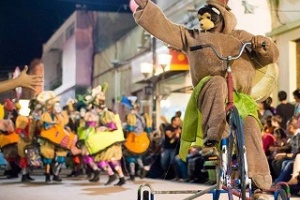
[122,97,152,181]
[37,91,75,182]
[77,84,126,185]
[0,100,20,179]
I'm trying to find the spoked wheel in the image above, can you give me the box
[230,107,247,200]
[275,189,288,200]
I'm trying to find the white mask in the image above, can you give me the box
[53,102,61,113]
[80,108,86,117]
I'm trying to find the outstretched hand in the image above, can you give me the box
[17,65,43,91]
[134,0,148,8]
[251,35,270,55]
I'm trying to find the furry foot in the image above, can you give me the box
[252,190,269,200]
[252,174,272,190]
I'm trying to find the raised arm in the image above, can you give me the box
[0,66,43,94]
[133,0,188,51]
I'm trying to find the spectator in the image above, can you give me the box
[272,117,300,184]
[287,153,300,196]
[262,116,276,156]
[266,96,277,114]
[258,98,274,124]
[175,110,183,127]
[160,116,181,178]
[276,91,295,129]
[293,89,300,118]
[271,115,283,129]
[268,127,288,180]
[287,154,300,185]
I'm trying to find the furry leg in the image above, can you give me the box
[244,116,272,190]
[197,76,227,142]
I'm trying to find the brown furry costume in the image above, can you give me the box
[133,0,279,190]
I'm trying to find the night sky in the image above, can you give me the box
[0,0,75,68]
[0,0,131,69]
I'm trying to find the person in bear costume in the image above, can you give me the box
[133,0,279,198]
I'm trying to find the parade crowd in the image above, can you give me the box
[0,74,300,196]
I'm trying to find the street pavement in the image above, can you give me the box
[0,171,298,200]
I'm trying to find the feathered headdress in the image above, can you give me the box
[83,83,109,109]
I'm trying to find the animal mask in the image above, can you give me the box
[197,5,223,32]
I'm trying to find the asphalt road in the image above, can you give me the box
[0,171,298,200]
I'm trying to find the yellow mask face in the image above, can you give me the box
[198,13,215,31]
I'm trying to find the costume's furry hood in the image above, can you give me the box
[207,0,237,34]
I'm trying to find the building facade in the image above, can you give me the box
[268,0,300,102]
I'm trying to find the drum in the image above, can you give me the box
[124,131,150,155]
[0,132,20,148]
[40,124,76,150]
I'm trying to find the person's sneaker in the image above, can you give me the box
[21,175,30,182]
[114,177,126,186]
[105,174,117,185]
[25,173,34,181]
[45,173,51,182]
[52,175,62,182]
[129,174,135,181]
[89,170,100,182]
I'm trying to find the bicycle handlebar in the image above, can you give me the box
[190,42,266,61]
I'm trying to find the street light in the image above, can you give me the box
[157,53,172,73]
[140,62,153,79]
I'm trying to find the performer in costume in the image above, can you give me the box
[132,1,279,198]
[65,99,83,177]
[78,98,102,182]
[0,99,20,179]
[16,98,44,182]
[16,115,34,182]
[77,89,117,183]
[37,91,72,182]
[0,64,42,179]
[0,118,20,178]
[92,83,126,186]
[122,97,152,181]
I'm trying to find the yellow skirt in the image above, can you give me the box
[94,144,122,162]
[39,139,68,159]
